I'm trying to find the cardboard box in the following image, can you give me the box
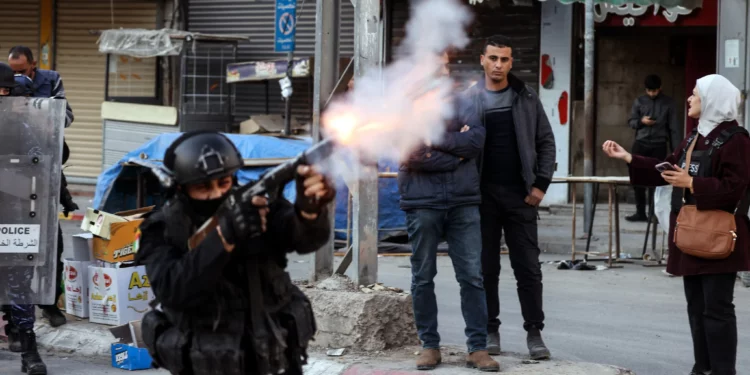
[70,233,94,261]
[81,207,153,240]
[239,114,302,134]
[63,259,92,318]
[110,320,153,371]
[88,264,155,326]
[84,206,153,263]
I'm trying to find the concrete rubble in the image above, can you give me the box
[302,275,419,351]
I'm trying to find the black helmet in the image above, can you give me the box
[12,74,33,96]
[164,131,243,186]
[0,63,17,90]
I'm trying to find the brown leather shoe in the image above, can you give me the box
[416,349,441,371]
[466,350,500,372]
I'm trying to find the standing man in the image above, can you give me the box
[399,52,499,372]
[464,35,556,360]
[626,74,681,222]
[9,45,76,328]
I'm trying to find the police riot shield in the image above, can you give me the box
[0,97,65,306]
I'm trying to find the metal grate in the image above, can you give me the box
[180,42,237,116]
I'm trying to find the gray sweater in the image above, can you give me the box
[628,93,682,151]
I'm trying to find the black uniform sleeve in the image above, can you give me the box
[135,215,232,309]
[266,198,332,254]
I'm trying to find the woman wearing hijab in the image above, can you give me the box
[603,74,749,375]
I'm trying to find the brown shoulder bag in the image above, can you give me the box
[673,136,738,260]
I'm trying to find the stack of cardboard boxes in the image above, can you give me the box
[64,206,156,370]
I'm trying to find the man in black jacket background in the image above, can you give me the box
[463,35,556,361]
[626,74,681,222]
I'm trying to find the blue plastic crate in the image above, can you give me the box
[111,343,153,371]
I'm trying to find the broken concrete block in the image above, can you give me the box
[304,289,419,351]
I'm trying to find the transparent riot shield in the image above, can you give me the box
[0,97,65,306]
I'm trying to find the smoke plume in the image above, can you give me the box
[321,0,473,179]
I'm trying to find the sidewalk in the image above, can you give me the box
[23,318,634,375]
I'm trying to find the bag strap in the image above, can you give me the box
[681,135,699,203]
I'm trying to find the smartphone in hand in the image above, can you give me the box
[655,162,677,173]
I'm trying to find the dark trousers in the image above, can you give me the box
[480,183,544,333]
[631,141,668,215]
[684,273,738,375]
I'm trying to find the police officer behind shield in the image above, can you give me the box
[0,62,48,374]
[135,131,335,375]
[9,46,77,328]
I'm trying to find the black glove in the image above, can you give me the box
[295,168,335,215]
[59,173,79,217]
[217,196,265,245]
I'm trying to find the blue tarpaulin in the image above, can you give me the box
[93,133,406,240]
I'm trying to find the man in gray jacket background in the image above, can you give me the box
[464,35,556,361]
[626,74,681,222]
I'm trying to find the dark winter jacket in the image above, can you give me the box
[397,95,485,210]
[32,68,74,127]
[628,93,682,151]
[628,121,750,276]
[135,192,330,375]
[463,73,556,193]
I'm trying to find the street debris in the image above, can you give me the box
[327,348,347,357]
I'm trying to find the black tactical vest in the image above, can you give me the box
[145,195,316,375]
[670,127,750,215]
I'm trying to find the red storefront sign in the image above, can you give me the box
[596,0,717,27]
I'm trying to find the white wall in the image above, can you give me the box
[539,1,573,206]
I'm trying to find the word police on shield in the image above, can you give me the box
[274,0,297,52]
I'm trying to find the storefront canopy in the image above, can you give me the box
[554,0,702,7]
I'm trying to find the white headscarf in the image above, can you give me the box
[696,74,742,137]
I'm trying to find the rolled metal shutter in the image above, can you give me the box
[389,1,541,92]
[187,0,356,124]
[0,2,41,63]
[56,0,157,179]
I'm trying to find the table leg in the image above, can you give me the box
[571,183,577,262]
[608,183,613,268]
[615,185,621,259]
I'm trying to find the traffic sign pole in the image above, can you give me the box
[275,0,298,135]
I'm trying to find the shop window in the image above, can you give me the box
[105,54,161,105]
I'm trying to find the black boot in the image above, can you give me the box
[20,329,47,375]
[2,306,21,352]
[41,306,66,328]
[625,212,649,222]
[486,332,501,355]
[527,328,551,360]
[5,324,22,353]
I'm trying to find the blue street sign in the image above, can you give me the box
[274,0,297,53]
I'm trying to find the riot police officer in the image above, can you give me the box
[135,131,335,375]
[0,62,48,374]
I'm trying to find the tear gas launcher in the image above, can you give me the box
[185,138,336,250]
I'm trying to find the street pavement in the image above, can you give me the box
[54,196,750,375]
[287,251,750,375]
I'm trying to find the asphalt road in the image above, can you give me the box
[57,210,750,375]
[287,253,750,375]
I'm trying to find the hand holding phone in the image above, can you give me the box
[655,162,676,173]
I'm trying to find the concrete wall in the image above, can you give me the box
[568,34,686,201]
[594,34,685,181]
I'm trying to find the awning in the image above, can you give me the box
[554,0,702,8]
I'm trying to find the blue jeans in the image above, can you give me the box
[406,205,488,353]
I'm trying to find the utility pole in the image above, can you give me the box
[349,0,382,286]
[583,0,595,234]
[310,0,340,282]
